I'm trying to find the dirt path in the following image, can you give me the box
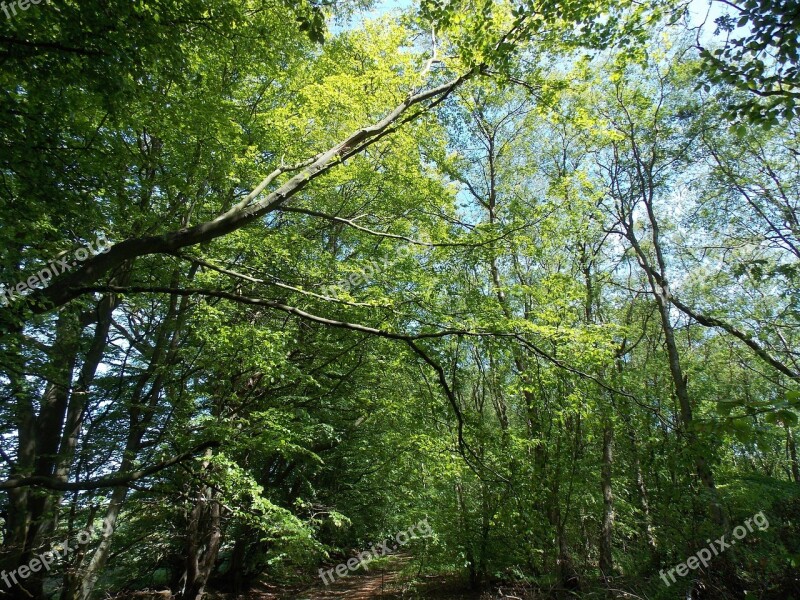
[297,557,408,600]
[248,556,410,600]
[244,555,494,599]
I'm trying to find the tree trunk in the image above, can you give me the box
[64,268,191,600]
[628,427,657,559]
[2,310,81,600]
[652,283,725,526]
[599,417,614,581]
[455,481,479,589]
[61,487,125,600]
[788,426,800,484]
[178,449,223,600]
[619,196,726,527]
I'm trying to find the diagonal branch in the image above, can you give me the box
[174,253,378,308]
[0,440,220,491]
[621,235,799,381]
[74,285,488,342]
[668,295,799,380]
[4,72,475,330]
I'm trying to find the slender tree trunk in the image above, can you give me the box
[225,527,258,595]
[787,426,800,484]
[455,481,478,589]
[579,243,616,582]
[474,114,576,589]
[651,283,725,526]
[628,427,657,559]
[620,197,726,527]
[551,500,580,592]
[599,417,614,581]
[478,483,491,586]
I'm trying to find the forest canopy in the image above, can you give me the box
[0,1,798,599]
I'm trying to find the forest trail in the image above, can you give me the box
[250,555,410,599]
[247,555,484,599]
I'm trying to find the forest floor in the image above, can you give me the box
[244,555,491,599]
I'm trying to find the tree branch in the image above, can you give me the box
[174,253,378,308]
[668,295,799,380]
[0,440,220,491]
[4,72,474,331]
[73,285,490,342]
[279,207,435,246]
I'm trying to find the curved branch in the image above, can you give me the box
[4,72,474,331]
[74,285,490,342]
[280,207,435,246]
[668,295,799,380]
[0,440,220,491]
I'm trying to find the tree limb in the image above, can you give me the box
[0,440,220,491]
[668,295,800,380]
[74,286,498,343]
[4,72,474,330]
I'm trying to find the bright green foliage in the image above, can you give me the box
[0,2,799,600]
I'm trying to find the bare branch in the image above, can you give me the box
[174,253,379,308]
[280,207,435,246]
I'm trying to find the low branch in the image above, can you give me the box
[0,441,220,491]
[74,285,490,342]
[3,72,474,330]
[668,295,799,380]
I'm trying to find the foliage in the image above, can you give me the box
[699,0,800,125]
[1,2,799,600]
